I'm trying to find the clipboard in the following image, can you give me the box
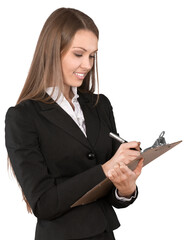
[71,140,182,208]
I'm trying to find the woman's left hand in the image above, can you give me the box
[107,159,144,198]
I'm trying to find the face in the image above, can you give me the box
[61,29,98,90]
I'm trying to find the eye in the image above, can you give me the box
[74,53,82,57]
[73,52,95,59]
[90,55,95,59]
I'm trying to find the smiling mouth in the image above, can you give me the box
[74,72,87,80]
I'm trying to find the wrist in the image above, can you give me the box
[101,159,114,176]
[101,163,109,177]
[118,187,136,198]
[115,187,138,202]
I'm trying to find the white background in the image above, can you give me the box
[0,0,187,239]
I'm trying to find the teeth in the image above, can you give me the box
[75,73,85,77]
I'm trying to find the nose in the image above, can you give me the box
[80,56,93,71]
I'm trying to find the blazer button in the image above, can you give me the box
[87,153,96,160]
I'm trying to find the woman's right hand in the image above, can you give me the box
[102,141,141,176]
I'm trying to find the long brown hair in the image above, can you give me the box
[10,7,99,213]
[17,7,99,104]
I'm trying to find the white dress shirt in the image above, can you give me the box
[46,87,87,137]
[46,87,136,201]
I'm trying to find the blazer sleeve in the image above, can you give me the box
[98,95,138,208]
[5,104,107,220]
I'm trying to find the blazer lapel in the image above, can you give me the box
[37,101,91,149]
[78,92,100,148]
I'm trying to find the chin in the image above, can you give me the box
[73,80,84,87]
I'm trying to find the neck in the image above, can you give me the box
[63,85,74,100]
[63,86,76,111]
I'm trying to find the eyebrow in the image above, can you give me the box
[73,47,98,53]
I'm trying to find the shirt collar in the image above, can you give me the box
[72,87,79,100]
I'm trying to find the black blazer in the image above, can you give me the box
[5,92,138,240]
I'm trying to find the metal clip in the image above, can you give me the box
[143,131,166,152]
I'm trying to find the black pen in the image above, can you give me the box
[109,132,139,151]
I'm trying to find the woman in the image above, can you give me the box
[5,7,143,240]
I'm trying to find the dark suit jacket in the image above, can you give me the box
[5,92,138,240]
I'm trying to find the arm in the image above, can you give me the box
[99,95,142,207]
[5,105,106,220]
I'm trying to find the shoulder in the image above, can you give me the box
[5,100,36,122]
[98,94,112,108]
[78,91,112,108]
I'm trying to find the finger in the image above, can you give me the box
[134,158,144,177]
[119,162,134,176]
[135,142,141,151]
[113,163,123,176]
[123,141,141,150]
[126,149,141,157]
[108,169,117,179]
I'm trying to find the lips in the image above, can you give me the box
[74,72,87,80]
